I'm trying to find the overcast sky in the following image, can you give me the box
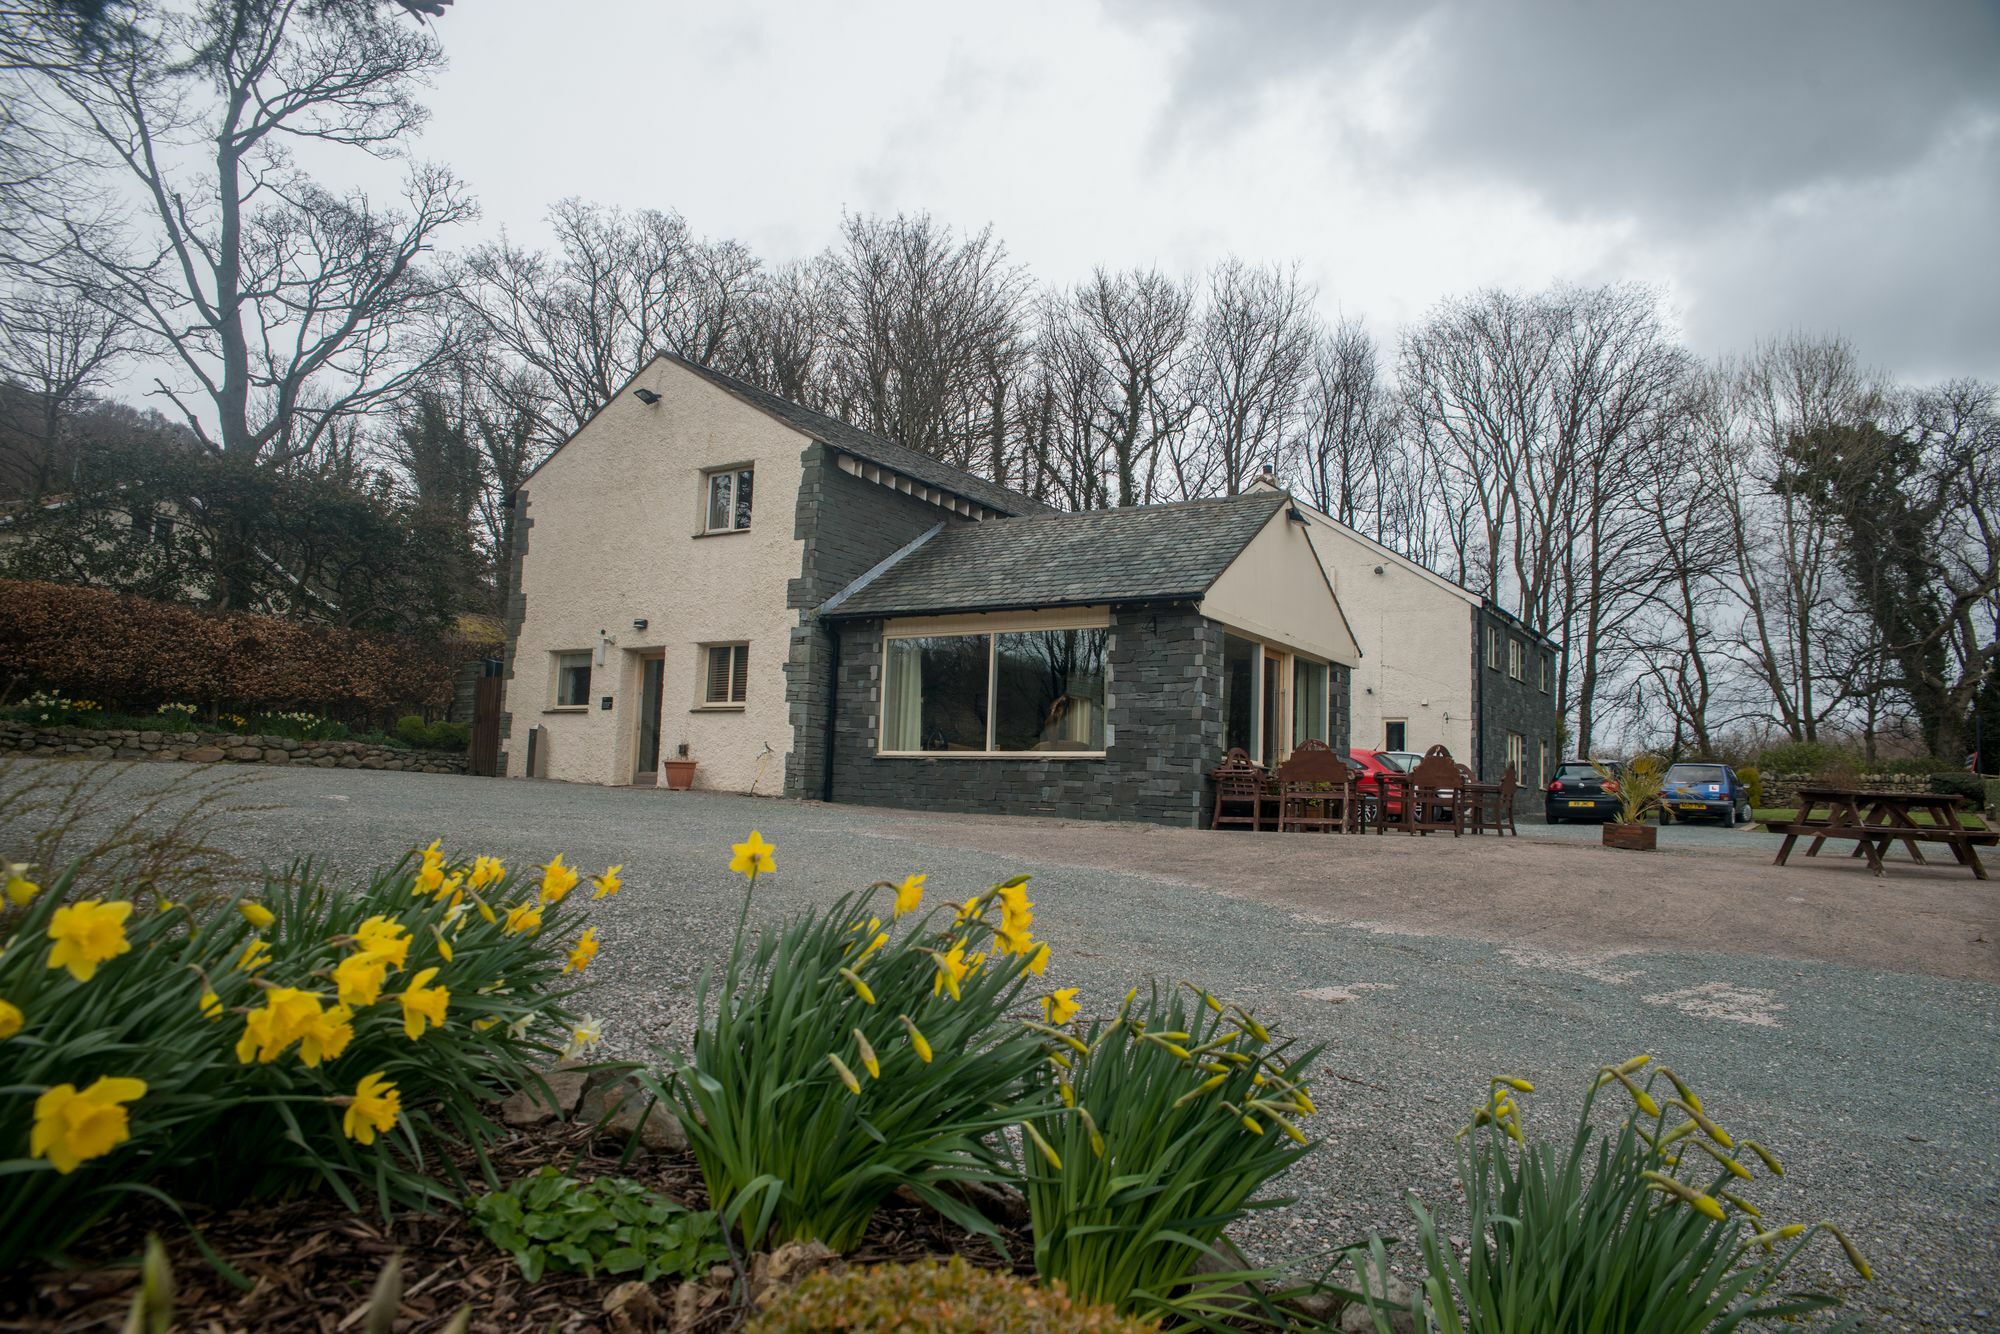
[403,0,1998,383]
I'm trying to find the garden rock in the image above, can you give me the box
[185,746,226,763]
[497,1065,590,1127]
[749,1240,839,1307]
[576,1074,688,1151]
[1338,1271,1416,1333]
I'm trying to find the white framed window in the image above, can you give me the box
[881,626,1109,756]
[701,643,749,706]
[553,651,592,709]
[1539,654,1552,693]
[703,466,754,533]
[1538,739,1549,787]
[1487,626,1502,670]
[1508,638,1525,681]
[1291,658,1329,748]
[1506,730,1527,778]
[1383,719,1408,753]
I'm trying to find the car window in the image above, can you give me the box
[1666,765,1726,784]
[1554,764,1601,781]
[1376,752,1418,772]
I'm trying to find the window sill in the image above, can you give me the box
[875,751,1107,761]
[544,706,588,714]
[690,704,747,713]
[692,527,752,539]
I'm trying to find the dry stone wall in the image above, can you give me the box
[0,722,468,774]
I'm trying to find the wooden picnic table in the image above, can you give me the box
[1772,786,1995,880]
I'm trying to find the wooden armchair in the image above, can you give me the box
[1468,764,1520,836]
[1276,738,1354,833]
[1407,745,1466,836]
[1210,750,1273,831]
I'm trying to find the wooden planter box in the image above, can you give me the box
[1603,823,1657,851]
[662,759,698,791]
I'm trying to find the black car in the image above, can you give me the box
[1658,761,1754,827]
[1544,760,1621,823]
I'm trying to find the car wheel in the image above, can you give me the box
[1720,804,1736,829]
[1547,812,1561,825]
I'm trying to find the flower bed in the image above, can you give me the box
[0,721,467,774]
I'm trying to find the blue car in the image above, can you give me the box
[1658,762,1753,827]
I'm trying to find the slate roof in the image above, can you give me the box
[821,491,1288,619]
[660,355,1051,518]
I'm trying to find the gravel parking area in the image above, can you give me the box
[8,760,1996,1328]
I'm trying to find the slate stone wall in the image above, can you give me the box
[784,444,971,799]
[1473,605,1559,799]
[825,605,1223,826]
[0,722,468,773]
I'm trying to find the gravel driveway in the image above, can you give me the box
[8,760,1995,1328]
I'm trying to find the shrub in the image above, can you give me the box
[0,577,454,715]
[0,833,619,1268]
[1024,984,1318,1327]
[1736,766,1764,810]
[471,1167,728,1283]
[652,844,1056,1252]
[395,714,471,752]
[1347,1058,1871,1333]
[1928,772,1985,803]
[745,1256,1159,1333]
[1593,753,1665,825]
[1754,740,1856,775]
[4,691,104,728]
[1875,755,1965,777]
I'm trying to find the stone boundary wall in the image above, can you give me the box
[1758,771,1953,808]
[0,722,469,774]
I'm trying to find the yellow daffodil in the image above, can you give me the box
[436,871,465,907]
[1026,942,1051,976]
[997,883,1033,934]
[899,1014,933,1063]
[565,927,599,974]
[353,915,411,969]
[827,1052,862,1095]
[854,919,888,962]
[31,1075,146,1173]
[472,893,498,925]
[236,937,271,973]
[839,966,876,1004]
[591,864,622,899]
[468,854,506,890]
[198,989,222,1021]
[1041,987,1081,1026]
[892,874,925,917]
[342,1071,401,1145]
[46,900,134,982]
[853,1028,880,1079]
[430,924,454,963]
[297,1004,355,1067]
[333,951,390,1007]
[1023,1120,1062,1171]
[235,987,325,1064]
[5,862,40,907]
[414,839,447,896]
[0,999,22,1039]
[539,853,579,905]
[237,901,275,930]
[502,902,543,936]
[996,924,1035,958]
[932,942,970,1001]
[397,967,450,1040]
[729,831,775,880]
[953,895,985,928]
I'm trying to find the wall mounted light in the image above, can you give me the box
[632,387,661,405]
[1373,565,1385,575]
[632,618,649,631]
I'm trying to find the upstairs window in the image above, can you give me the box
[703,643,749,706]
[1539,654,1552,693]
[704,466,754,533]
[554,651,592,708]
[1486,626,1501,670]
[1508,638,1525,681]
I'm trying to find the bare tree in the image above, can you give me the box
[0,282,131,495]
[1174,259,1314,498]
[460,198,760,451]
[1292,316,1398,530]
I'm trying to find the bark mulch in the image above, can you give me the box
[0,1121,1029,1333]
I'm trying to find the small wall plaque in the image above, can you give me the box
[599,696,613,711]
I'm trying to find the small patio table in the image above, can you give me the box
[1772,786,1995,880]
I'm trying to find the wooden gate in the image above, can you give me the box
[470,673,503,777]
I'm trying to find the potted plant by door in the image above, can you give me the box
[1595,753,1665,851]
[662,742,698,791]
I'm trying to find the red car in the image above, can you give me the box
[1348,748,1423,819]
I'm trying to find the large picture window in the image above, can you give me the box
[882,628,1108,754]
[1221,634,1257,755]
[1292,658,1329,747]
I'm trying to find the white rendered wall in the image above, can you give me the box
[501,358,807,792]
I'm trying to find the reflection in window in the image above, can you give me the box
[1222,634,1256,756]
[1292,659,1328,747]
[994,629,1109,752]
[705,467,753,532]
[882,635,989,751]
[555,652,592,707]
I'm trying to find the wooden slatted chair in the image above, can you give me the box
[1277,739,1353,833]
[1407,745,1466,837]
[1210,750,1268,831]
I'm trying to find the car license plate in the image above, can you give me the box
[1677,802,1707,811]
[1567,800,1596,808]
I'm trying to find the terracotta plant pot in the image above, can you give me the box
[1603,822,1657,851]
[662,759,698,791]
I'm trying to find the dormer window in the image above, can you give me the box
[704,466,753,533]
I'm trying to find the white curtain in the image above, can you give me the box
[884,640,923,750]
